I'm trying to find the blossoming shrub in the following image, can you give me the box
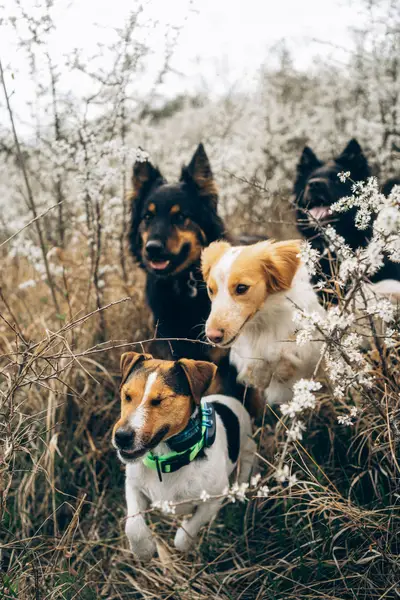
[1,50,400,600]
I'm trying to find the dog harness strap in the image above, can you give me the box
[142,400,216,476]
[167,412,202,452]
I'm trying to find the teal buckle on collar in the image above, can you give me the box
[142,399,216,482]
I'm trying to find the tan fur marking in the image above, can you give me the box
[148,203,156,213]
[201,241,231,282]
[197,177,218,199]
[141,231,149,246]
[170,204,181,215]
[166,227,203,274]
[225,240,302,296]
[260,240,302,293]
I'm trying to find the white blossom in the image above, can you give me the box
[152,500,176,515]
[250,473,262,487]
[223,482,249,503]
[338,414,354,426]
[275,465,298,487]
[366,299,395,323]
[281,379,321,419]
[286,420,306,441]
[299,242,320,277]
[338,171,351,183]
[257,485,270,498]
[293,310,323,346]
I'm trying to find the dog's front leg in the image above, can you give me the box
[237,357,273,390]
[274,352,301,383]
[174,498,223,553]
[125,483,156,562]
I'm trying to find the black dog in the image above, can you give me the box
[129,143,226,361]
[294,138,400,289]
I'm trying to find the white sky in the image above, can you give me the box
[0,0,364,132]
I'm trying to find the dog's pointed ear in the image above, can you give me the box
[120,351,153,386]
[338,138,362,163]
[132,157,163,199]
[297,146,321,176]
[257,239,302,294]
[336,138,371,179]
[201,240,231,281]
[294,146,323,203]
[181,143,218,203]
[177,358,217,404]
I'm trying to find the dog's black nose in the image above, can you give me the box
[114,428,135,450]
[145,239,165,260]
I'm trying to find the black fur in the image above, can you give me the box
[382,177,400,197]
[129,143,225,360]
[163,363,192,397]
[294,138,400,290]
[213,402,240,463]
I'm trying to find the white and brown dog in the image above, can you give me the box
[201,239,325,405]
[113,351,255,561]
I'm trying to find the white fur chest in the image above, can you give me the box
[230,266,325,402]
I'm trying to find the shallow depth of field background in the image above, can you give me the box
[0,0,400,598]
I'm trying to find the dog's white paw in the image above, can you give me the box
[174,527,196,553]
[126,520,156,561]
[127,534,157,561]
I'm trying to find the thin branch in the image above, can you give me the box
[0,201,63,249]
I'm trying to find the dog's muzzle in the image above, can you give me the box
[114,427,135,450]
[144,240,171,271]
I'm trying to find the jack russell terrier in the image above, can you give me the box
[113,351,255,561]
[201,239,325,405]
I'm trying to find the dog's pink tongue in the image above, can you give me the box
[309,206,330,221]
[150,260,170,270]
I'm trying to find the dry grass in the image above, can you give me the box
[1,212,400,600]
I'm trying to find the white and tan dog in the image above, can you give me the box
[201,239,325,405]
[113,351,255,561]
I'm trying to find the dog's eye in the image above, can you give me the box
[144,212,154,222]
[235,284,250,295]
[207,286,215,297]
[151,398,162,407]
[125,393,132,403]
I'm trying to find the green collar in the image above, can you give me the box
[142,400,216,482]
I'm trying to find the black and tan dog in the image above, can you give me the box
[129,143,226,361]
[294,138,400,291]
